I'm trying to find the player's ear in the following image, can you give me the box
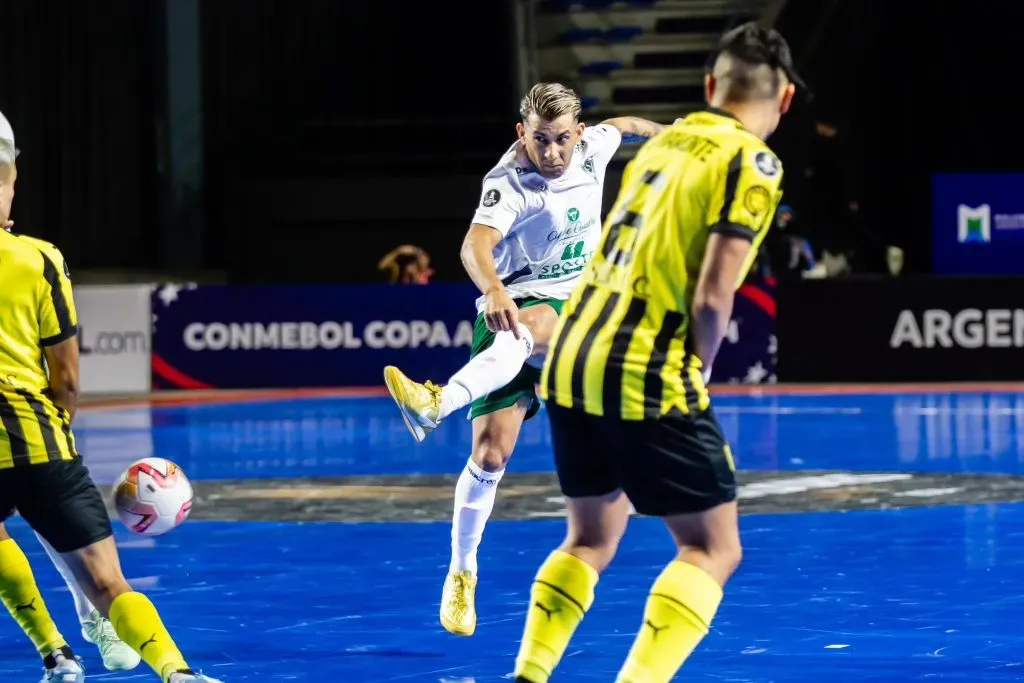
[779,83,796,114]
[704,74,716,104]
[516,122,527,141]
[575,121,585,138]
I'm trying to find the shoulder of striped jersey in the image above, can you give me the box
[747,144,782,179]
[13,232,57,252]
[12,234,70,279]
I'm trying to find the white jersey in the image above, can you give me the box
[470,123,623,311]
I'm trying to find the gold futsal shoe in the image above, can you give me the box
[440,571,478,636]
[383,365,443,442]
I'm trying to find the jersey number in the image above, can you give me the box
[600,169,666,271]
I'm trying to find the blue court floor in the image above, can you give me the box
[4,387,1024,681]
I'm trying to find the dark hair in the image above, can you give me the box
[708,22,812,101]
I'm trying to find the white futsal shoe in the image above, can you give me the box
[81,609,142,670]
[41,649,84,683]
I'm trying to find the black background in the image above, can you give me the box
[4,0,1024,283]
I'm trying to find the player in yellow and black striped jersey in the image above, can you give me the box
[541,111,784,419]
[0,231,80,468]
[0,113,222,683]
[513,23,805,683]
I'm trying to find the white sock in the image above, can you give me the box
[35,531,96,624]
[438,323,533,420]
[450,458,505,574]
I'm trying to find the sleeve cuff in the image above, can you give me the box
[709,222,757,242]
[41,324,79,347]
[471,212,516,237]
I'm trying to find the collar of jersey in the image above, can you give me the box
[684,107,752,136]
[518,161,574,186]
[703,106,743,124]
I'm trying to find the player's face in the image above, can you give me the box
[0,162,16,226]
[517,113,585,179]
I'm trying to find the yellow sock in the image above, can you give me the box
[514,550,599,683]
[109,591,189,682]
[0,538,66,656]
[616,561,724,683]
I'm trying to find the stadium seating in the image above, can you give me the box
[534,0,774,158]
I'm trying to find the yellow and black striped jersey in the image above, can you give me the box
[541,108,783,420]
[0,230,79,468]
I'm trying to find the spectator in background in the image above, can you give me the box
[378,245,434,284]
[756,205,825,280]
[776,115,905,277]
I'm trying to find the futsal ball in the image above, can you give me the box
[112,458,194,536]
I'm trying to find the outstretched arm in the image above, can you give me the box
[461,225,505,298]
[601,117,666,143]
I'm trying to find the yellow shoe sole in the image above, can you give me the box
[383,366,427,442]
[440,611,476,637]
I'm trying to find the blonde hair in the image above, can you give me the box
[519,83,582,124]
[378,244,427,284]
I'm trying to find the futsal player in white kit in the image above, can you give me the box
[383,82,665,636]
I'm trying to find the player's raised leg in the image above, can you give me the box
[382,321,531,442]
[384,296,559,446]
[383,312,535,444]
[442,399,528,636]
[0,522,84,682]
[35,530,141,671]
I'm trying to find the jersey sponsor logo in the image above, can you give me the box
[559,240,585,261]
[754,151,780,177]
[539,239,593,280]
[182,320,475,351]
[547,220,592,243]
[582,157,595,176]
[743,186,772,217]
[889,308,1024,349]
[538,257,591,279]
[566,207,579,222]
[482,189,501,208]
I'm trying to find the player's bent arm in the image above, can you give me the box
[43,336,80,419]
[460,223,506,296]
[601,117,666,142]
[690,234,752,369]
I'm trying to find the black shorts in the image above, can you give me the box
[547,403,737,516]
[0,458,113,552]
